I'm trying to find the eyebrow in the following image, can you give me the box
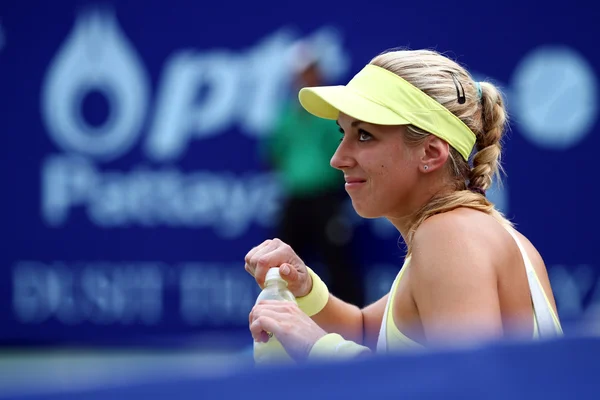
[335,120,363,129]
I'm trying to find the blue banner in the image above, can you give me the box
[1,0,598,346]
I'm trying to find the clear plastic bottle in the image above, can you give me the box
[253,267,297,365]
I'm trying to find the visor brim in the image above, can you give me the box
[299,86,411,126]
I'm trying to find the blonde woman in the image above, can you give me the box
[245,49,563,361]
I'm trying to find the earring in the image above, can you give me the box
[423,165,429,171]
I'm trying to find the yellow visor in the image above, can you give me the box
[298,64,476,161]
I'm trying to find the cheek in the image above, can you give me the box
[374,160,413,188]
[367,163,391,185]
[361,145,414,190]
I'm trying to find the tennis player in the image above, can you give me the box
[245,49,563,361]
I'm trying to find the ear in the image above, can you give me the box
[420,136,449,173]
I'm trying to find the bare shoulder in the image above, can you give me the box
[411,208,506,274]
[408,208,508,343]
[415,207,504,237]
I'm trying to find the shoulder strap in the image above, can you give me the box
[376,257,410,353]
[503,226,562,338]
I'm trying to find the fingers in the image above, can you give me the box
[253,300,299,313]
[244,239,275,275]
[279,263,299,284]
[246,239,278,267]
[249,301,295,325]
[245,239,271,264]
[244,263,254,277]
[249,301,299,339]
[252,242,291,288]
[250,313,280,342]
[244,239,303,290]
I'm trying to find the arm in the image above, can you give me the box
[408,214,503,348]
[311,293,389,350]
[303,294,388,361]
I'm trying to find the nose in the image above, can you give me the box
[330,139,355,171]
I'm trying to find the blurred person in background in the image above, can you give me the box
[246,48,563,361]
[259,43,365,307]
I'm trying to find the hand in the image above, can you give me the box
[250,300,327,362]
[244,238,312,297]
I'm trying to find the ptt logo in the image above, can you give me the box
[41,12,149,162]
[41,10,350,163]
[39,9,351,236]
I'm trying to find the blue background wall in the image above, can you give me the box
[1,0,598,347]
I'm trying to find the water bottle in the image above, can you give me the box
[253,267,297,365]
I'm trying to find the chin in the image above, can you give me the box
[351,201,383,219]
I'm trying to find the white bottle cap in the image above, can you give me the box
[265,267,283,282]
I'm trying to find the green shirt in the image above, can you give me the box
[262,101,343,197]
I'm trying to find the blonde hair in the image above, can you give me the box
[369,49,511,252]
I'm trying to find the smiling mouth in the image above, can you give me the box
[344,179,366,189]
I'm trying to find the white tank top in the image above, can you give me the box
[377,225,563,353]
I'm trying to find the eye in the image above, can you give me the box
[358,129,373,142]
[338,127,345,142]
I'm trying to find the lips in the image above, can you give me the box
[344,176,367,183]
[344,177,367,184]
[344,177,366,190]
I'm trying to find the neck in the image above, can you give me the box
[386,214,413,243]
[386,176,454,243]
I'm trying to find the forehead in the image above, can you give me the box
[336,112,363,127]
[336,113,407,136]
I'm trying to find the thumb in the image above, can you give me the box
[279,263,298,283]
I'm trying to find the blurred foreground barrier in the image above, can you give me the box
[3,336,599,400]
